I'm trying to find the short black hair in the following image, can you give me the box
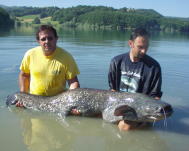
[36,25,58,40]
[130,27,149,40]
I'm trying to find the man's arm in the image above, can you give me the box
[148,63,162,99]
[67,76,80,115]
[154,96,160,100]
[19,70,30,93]
[67,76,80,90]
[108,58,119,91]
[17,71,30,107]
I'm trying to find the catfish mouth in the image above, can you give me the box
[114,104,173,122]
[6,94,18,106]
[144,105,173,122]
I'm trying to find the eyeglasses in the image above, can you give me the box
[40,37,54,41]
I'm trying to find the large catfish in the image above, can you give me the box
[6,88,173,123]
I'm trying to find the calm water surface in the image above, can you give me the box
[0,27,189,151]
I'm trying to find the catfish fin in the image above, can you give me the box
[114,105,138,121]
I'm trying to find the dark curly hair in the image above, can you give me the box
[130,27,149,40]
[36,25,58,40]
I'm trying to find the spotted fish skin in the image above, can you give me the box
[6,88,173,123]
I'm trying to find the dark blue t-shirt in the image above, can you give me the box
[108,52,162,98]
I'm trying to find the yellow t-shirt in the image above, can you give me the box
[20,46,80,96]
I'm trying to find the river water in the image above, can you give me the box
[0,26,189,151]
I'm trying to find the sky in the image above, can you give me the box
[0,0,188,18]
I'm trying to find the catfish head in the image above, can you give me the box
[113,100,173,122]
[6,92,39,108]
[6,93,19,106]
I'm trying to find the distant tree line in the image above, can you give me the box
[2,5,189,32]
[0,7,14,28]
[5,6,59,17]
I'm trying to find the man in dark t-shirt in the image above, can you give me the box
[108,27,162,131]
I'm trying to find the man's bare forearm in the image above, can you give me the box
[19,71,30,93]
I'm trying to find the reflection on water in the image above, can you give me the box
[0,26,189,151]
[10,108,171,151]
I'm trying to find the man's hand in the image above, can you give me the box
[118,120,132,131]
[16,102,24,107]
[68,76,80,90]
[71,109,81,115]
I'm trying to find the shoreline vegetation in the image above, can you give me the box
[0,5,189,33]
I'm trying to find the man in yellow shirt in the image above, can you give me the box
[17,25,80,106]
[16,25,80,144]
